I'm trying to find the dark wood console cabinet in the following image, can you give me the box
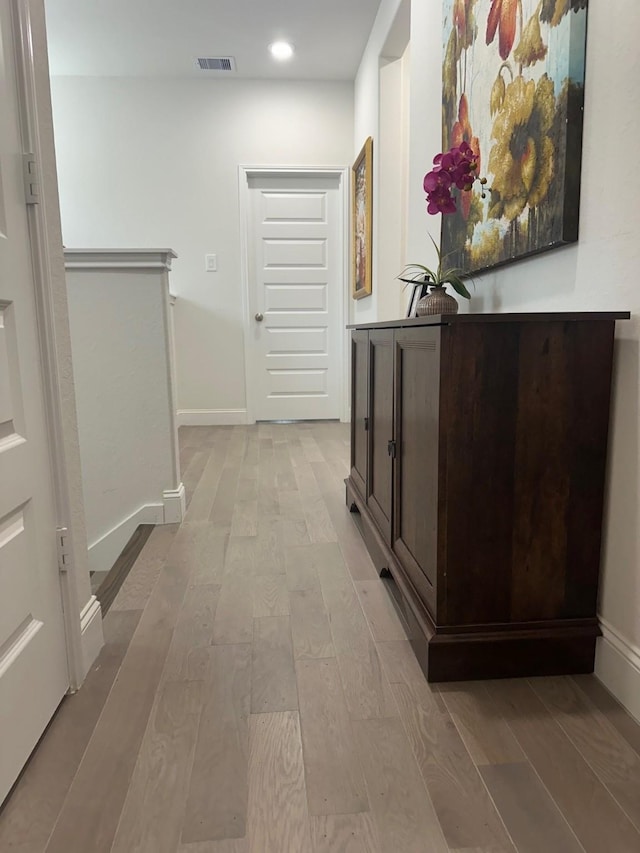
[347,312,629,681]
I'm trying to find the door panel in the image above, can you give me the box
[350,330,368,498]
[0,1,68,804]
[248,175,343,420]
[367,330,393,542]
[393,328,441,617]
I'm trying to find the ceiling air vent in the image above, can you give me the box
[196,56,236,72]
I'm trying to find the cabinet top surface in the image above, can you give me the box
[347,311,630,331]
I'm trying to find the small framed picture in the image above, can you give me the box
[406,282,428,318]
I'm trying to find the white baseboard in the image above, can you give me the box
[177,408,249,426]
[163,482,186,523]
[595,617,640,724]
[80,595,104,678]
[87,503,164,575]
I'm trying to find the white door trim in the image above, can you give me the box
[238,165,350,424]
[12,0,86,689]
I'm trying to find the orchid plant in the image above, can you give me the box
[399,141,488,300]
[424,140,488,215]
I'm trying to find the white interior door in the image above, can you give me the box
[0,0,68,804]
[247,173,344,421]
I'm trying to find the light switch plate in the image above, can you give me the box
[205,254,217,272]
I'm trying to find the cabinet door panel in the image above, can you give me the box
[350,330,368,498]
[393,328,440,616]
[367,330,394,542]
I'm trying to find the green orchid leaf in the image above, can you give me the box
[447,275,472,299]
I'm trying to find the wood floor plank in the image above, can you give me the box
[252,574,289,618]
[304,494,338,544]
[212,572,255,645]
[209,466,241,531]
[355,581,408,642]
[246,711,312,853]
[285,541,342,590]
[331,629,398,721]
[184,443,228,522]
[391,680,514,851]
[479,762,584,853]
[111,523,179,611]
[352,717,448,853]
[274,441,297,491]
[294,461,322,497]
[237,477,258,501]
[319,557,397,720]
[190,531,229,586]
[224,536,256,577]
[258,486,279,517]
[279,489,307,520]
[110,681,204,853]
[531,676,640,831]
[0,610,141,852]
[182,644,252,844]
[310,461,379,582]
[300,435,325,463]
[45,562,190,853]
[573,675,640,757]
[165,522,228,586]
[180,443,197,473]
[487,679,640,852]
[183,449,210,508]
[438,682,526,766]
[310,813,380,853]
[290,587,334,660]
[280,517,312,548]
[296,658,368,815]
[162,583,221,682]
[254,516,285,575]
[376,640,430,687]
[230,499,259,537]
[251,616,298,713]
[179,840,248,853]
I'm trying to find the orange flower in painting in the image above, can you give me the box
[454,0,470,36]
[451,94,480,220]
[486,0,518,61]
[453,0,478,50]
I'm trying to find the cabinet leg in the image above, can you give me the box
[348,502,359,513]
[380,567,392,579]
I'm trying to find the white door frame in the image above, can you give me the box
[11,0,85,689]
[238,165,350,424]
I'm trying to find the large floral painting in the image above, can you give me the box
[352,137,373,299]
[442,0,588,274]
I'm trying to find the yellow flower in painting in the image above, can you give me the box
[443,28,458,103]
[490,74,506,116]
[541,0,586,27]
[514,7,548,67]
[488,74,556,221]
[541,0,569,27]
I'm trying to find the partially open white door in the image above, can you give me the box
[246,172,344,421]
[0,0,68,804]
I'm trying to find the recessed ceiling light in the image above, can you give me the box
[269,41,295,61]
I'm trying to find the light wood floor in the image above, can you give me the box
[2,422,640,852]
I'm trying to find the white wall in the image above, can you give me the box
[352,0,405,325]
[378,47,411,322]
[50,77,354,423]
[356,0,640,718]
[65,254,182,575]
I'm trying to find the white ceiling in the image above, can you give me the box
[45,0,385,81]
